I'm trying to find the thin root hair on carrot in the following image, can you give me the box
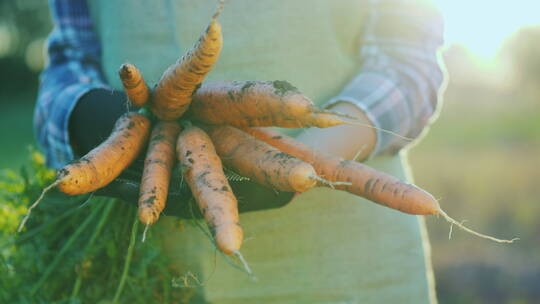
[344,121,413,142]
[172,271,204,288]
[310,175,352,189]
[448,219,467,240]
[18,180,60,232]
[352,144,368,162]
[213,0,226,19]
[125,97,131,112]
[437,208,519,243]
[224,168,250,182]
[142,224,150,243]
[313,109,358,121]
[243,236,255,243]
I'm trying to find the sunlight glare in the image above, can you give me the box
[433,0,540,61]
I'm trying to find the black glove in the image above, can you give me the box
[69,88,295,218]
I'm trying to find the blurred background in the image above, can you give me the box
[0,0,539,303]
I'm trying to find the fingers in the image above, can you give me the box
[230,180,295,213]
[95,178,141,204]
[94,172,295,219]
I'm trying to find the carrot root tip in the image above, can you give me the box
[232,250,256,280]
[315,109,358,121]
[437,207,518,243]
[212,0,226,20]
[17,180,60,232]
[142,224,150,243]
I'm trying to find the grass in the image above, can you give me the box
[0,93,36,170]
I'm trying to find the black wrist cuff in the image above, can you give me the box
[69,88,130,156]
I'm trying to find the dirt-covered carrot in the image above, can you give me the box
[177,124,242,255]
[204,125,317,193]
[18,112,151,232]
[242,127,517,243]
[151,4,224,120]
[242,127,438,214]
[118,63,150,107]
[189,80,352,128]
[58,113,151,195]
[138,121,181,226]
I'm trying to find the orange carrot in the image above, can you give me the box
[176,124,243,255]
[190,80,351,128]
[18,112,151,232]
[241,127,517,243]
[58,113,151,195]
[151,4,224,120]
[242,127,438,214]
[118,63,150,107]
[138,121,181,226]
[204,125,317,193]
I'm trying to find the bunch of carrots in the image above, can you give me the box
[18,0,515,271]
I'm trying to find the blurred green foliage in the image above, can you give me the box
[408,26,540,304]
[0,0,51,93]
[0,149,54,235]
[0,0,52,170]
[0,151,195,303]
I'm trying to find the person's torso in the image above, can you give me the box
[89,0,367,110]
[88,1,434,303]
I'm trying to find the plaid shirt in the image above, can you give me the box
[35,0,445,169]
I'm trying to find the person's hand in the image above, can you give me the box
[95,160,295,219]
[295,102,377,161]
[69,88,295,218]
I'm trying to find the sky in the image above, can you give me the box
[433,0,540,62]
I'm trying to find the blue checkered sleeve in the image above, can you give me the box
[34,0,109,169]
[326,0,445,156]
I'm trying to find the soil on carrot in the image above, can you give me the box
[272,80,299,96]
[240,81,256,93]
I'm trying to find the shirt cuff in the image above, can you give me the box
[36,83,108,169]
[324,72,410,157]
[323,97,381,160]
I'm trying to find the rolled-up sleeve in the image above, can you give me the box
[327,0,445,156]
[34,0,109,169]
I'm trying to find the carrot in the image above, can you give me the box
[58,112,151,194]
[118,63,150,107]
[138,121,181,226]
[204,125,317,193]
[189,80,352,128]
[18,112,151,232]
[176,124,243,255]
[151,3,224,120]
[242,127,439,214]
[242,127,518,243]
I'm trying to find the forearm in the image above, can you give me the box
[35,0,109,168]
[315,0,445,158]
[295,102,376,161]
